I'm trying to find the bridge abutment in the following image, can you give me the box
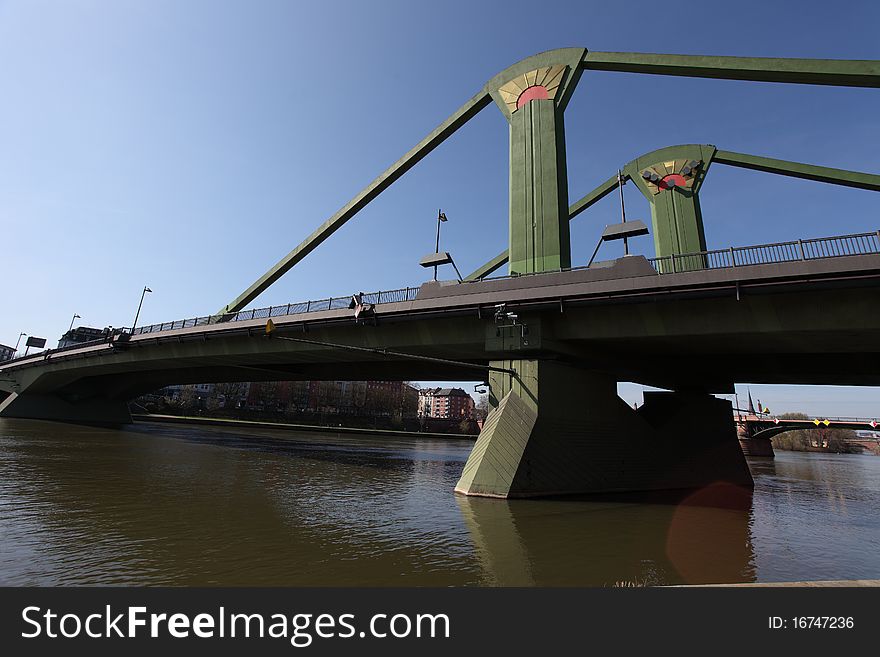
[455,360,753,498]
[0,392,132,425]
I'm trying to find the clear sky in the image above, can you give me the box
[1,0,878,416]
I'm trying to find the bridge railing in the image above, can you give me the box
[4,231,878,366]
[128,287,421,337]
[648,231,880,274]
[128,231,875,336]
[0,287,422,366]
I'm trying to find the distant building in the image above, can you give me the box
[418,387,474,419]
[0,343,14,362]
[306,380,368,414]
[363,381,418,417]
[58,326,107,348]
[154,379,418,417]
[418,390,432,417]
[161,383,214,399]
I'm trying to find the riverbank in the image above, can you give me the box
[132,413,476,440]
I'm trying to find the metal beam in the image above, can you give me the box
[272,335,515,374]
[465,173,621,280]
[220,90,493,315]
[715,150,880,191]
[568,173,621,220]
[465,250,508,281]
[582,51,880,87]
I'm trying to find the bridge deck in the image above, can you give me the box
[2,250,879,400]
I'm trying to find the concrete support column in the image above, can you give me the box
[0,392,132,425]
[739,437,776,457]
[455,360,753,498]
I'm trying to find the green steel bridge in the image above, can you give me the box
[2,48,879,499]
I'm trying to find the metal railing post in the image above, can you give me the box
[670,253,676,273]
[797,239,805,260]
[729,247,736,268]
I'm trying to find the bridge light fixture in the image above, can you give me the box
[68,313,81,332]
[419,251,463,282]
[13,332,26,355]
[430,209,449,281]
[587,220,650,267]
[131,286,153,335]
[601,219,649,242]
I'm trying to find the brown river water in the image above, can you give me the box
[1,419,878,586]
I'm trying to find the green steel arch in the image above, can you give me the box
[220,48,880,314]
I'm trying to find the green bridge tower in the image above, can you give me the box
[484,48,586,274]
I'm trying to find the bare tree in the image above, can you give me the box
[475,393,489,421]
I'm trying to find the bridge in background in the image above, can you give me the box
[2,47,879,499]
[736,413,879,457]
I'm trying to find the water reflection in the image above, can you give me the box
[1,419,878,586]
[457,486,756,586]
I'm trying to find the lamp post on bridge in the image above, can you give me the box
[433,209,447,281]
[131,286,152,334]
[68,314,81,332]
[13,332,26,358]
[617,169,630,256]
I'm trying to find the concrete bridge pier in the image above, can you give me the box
[0,392,132,425]
[454,360,753,498]
[738,436,776,458]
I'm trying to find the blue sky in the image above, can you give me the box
[0,0,878,416]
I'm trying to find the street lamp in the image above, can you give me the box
[432,209,448,281]
[13,332,26,357]
[131,286,152,334]
[68,313,81,332]
[616,169,630,256]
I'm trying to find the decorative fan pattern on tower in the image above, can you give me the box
[641,159,702,195]
[497,65,568,113]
